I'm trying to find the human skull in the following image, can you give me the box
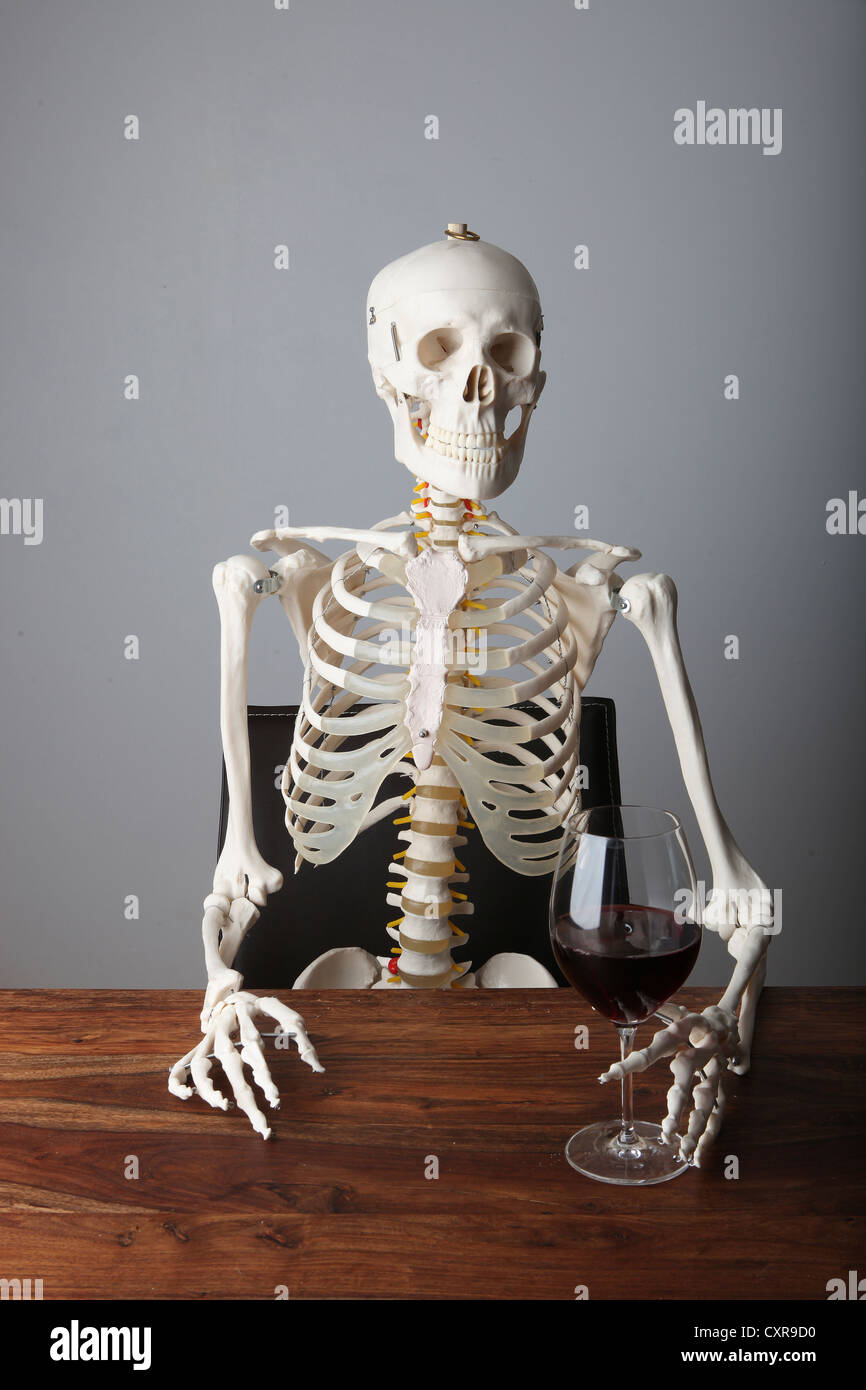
[366,227,546,500]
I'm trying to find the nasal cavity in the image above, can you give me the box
[463,364,495,403]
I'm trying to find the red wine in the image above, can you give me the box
[552,904,700,1025]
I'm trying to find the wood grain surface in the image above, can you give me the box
[0,987,862,1300]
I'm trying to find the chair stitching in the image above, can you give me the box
[599,703,614,805]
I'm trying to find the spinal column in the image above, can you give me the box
[385,755,474,988]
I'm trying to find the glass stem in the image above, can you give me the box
[616,1025,637,1146]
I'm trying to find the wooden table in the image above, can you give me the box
[0,988,862,1301]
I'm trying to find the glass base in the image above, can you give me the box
[564,1119,691,1186]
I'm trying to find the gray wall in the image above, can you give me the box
[1,0,863,987]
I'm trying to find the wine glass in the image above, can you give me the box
[549,804,701,1186]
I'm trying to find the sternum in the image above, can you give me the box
[403,481,478,772]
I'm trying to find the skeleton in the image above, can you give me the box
[169,224,772,1157]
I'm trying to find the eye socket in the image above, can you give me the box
[417,326,463,369]
[489,331,536,377]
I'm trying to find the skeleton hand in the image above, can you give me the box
[599,1003,739,1167]
[598,915,769,1165]
[169,893,325,1137]
[169,989,324,1140]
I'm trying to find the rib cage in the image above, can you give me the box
[438,546,580,874]
[284,534,581,874]
[284,548,412,865]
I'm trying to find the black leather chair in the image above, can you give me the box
[220,699,622,987]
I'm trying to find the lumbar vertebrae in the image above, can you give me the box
[170,222,772,1155]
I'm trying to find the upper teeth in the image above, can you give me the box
[426,423,506,463]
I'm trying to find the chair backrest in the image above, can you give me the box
[221,699,622,987]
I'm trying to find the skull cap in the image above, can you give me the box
[367,235,541,359]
